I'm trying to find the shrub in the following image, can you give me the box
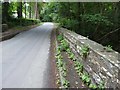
[6,18,41,28]
[59,18,79,30]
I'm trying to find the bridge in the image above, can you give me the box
[1,23,120,89]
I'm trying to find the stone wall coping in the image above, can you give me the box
[60,28,120,69]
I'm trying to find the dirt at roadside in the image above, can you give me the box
[47,27,58,88]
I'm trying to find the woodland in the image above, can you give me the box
[2,2,120,52]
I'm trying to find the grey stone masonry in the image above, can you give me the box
[2,24,8,32]
[59,28,120,89]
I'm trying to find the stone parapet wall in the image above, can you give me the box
[59,28,120,89]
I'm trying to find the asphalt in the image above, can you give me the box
[1,22,54,88]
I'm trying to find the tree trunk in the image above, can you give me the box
[36,3,39,19]
[17,2,22,19]
[34,2,38,19]
[29,2,32,19]
[25,2,26,19]
[2,1,10,23]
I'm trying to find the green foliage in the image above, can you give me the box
[62,78,70,88]
[8,2,18,17]
[41,2,59,22]
[2,2,41,29]
[74,61,83,73]
[58,61,63,68]
[66,48,71,54]
[59,39,69,51]
[57,34,69,52]
[56,52,63,60]
[104,45,113,52]
[8,18,40,28]
[89,84,97,89]
[42,14,52,22]
[81,14,113,26]
[49,13,59,22]
[56,33,105,89]
[56,38,69,88]
[56,49,61,56]
[40,2,119,52]
[57,34,64,41]
[81,72,91,84]
[81,45,89,58]
[98,81,105,90]
[62,69,67,77]
[68,52,75,59]
[59,18,79,30]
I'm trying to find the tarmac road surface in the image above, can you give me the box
[1,22,54,88]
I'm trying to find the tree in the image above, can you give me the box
[29,2,32,19]
[17,2,22,18]
[40,2,119,52]
[24,2,26,19]
[2,1,10,23]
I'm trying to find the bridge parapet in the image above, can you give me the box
[59,28,120,89]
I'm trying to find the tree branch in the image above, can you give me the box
[98,27,120,41]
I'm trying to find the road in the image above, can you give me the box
[1,22,54,88]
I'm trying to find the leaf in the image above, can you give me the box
[82,74,86,81]
[86,77,91,83]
